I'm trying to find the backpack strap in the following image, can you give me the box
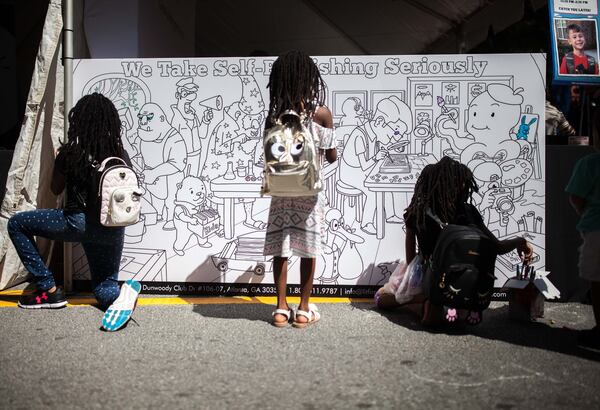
[565,52,597,74]
[588,55,596,73]
[565,52,575,73]
[425,208,447,229]
[97,156,126,172]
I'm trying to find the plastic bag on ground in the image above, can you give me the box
[381,260,407,295]
[394,255,424,305]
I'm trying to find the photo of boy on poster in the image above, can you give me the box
[555,19,599,76]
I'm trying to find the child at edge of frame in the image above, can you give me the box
[565,136,600,351]
[7,93,141,332]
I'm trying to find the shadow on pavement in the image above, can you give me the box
[191,299,275,324]
[351,300,600,362]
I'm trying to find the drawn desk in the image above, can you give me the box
[364,154,436,239]
[211,161,339,239]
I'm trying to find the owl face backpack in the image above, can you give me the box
[261,110,322,197]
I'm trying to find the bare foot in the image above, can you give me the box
[375,289,399,310]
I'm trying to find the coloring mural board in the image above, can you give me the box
[550,0,600,84]
[72,54,546,297]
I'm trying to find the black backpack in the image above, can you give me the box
[422,208,497,312]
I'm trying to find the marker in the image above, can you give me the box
[526,265,534,280]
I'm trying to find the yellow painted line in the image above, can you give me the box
[0,290,27,296]
[0,294,372,308]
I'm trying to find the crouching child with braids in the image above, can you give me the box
[374,157,533,326]
[7,93,141,331]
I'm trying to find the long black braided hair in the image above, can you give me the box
[59,93,124,188]
[405,156,479,229]
[266,50,326,126]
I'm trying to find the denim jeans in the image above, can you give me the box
[8,209,125,309]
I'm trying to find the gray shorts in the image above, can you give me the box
[579,230,600,282]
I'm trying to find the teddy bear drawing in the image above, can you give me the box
[172,175,214,255]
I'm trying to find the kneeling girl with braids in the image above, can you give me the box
[375,156,533,326]
[8,93,141,331]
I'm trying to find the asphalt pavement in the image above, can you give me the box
[0,297,598,410]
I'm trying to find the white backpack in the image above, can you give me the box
[261,110,322,197]
[96,157,143,227]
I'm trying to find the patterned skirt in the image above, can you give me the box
[263,194,326,258]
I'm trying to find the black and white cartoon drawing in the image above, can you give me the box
[338,96,367,127]
[338,95,413,234]
[118,106,138,158]
[316,208,365,285]
[210,231,273,280]
[202,75,267,236]
[169,77,214,177]
[432,82,542,251]
[415,84,433,106]
[135,102,187,231]
[435,83,525,168]
[173,167,219,255]
[72,54,546,293]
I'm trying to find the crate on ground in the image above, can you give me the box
[503,270,560,321]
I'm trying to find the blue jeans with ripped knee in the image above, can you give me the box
[8,209,125,309]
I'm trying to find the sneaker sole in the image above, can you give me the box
[102,309,133,331]
[18,301,68,309]
[101,280,141,331]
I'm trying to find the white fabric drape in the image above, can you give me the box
[0,0,64,290]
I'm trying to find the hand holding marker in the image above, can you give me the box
[437,96,456,123]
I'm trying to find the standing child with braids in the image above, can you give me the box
[375,157,533,326]
[8,93,141,331]
[263,50,337,327]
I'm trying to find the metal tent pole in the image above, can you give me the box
[63,0,73,292]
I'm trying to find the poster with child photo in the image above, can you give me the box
[551,1,600,83]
